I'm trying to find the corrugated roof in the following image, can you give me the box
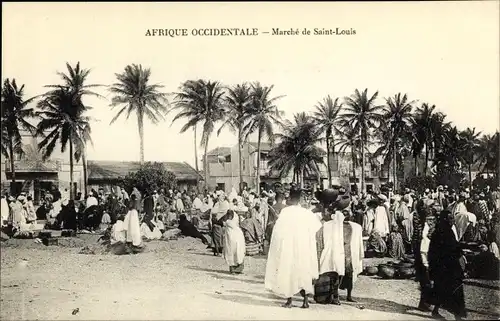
[87,160,202,181]
[206,147,232,156]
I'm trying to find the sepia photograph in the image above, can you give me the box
[1,1,499,320]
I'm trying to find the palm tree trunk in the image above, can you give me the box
[138,113,145,164]
[204,140,209,190]
[82,150,88,198]
[300,167,305,189]
[469,164,472,185]
[256,130,262,194]
[414,156,418,176]
[424,144,429,175]
[238,127,243,194]
[9,139,16,184]
[194,125,199,173]
[69,139,74,200]
[326,134,332,187]
[361,137,366,194]
[351,150,356,190]
[393,147,397,189]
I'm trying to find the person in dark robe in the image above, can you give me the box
[178,214,208,245]
[265,192,285,241]
[428,210,467,320]
[106,194,120,224]
[387,224,405,259]
[142,190,155,231]
[60,200,78,231]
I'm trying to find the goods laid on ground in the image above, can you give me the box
[373,256,416,280]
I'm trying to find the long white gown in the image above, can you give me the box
[222,215,246,267]
[123,209,142,246]
[373,205,390,237]
[265,205,322,298]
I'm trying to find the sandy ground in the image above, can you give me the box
[1,236,499,320]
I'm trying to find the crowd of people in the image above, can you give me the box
[2,180,499,320]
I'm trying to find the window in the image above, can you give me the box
[224,155,231,162]
[366,184,373,193]
[217,183,225,191]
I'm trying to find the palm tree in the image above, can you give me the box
[52,62,102,197]
[334,125,365,191]
[375,93,415,189]
[74,123,93,198]
[312,95,342,187]
[413,103,449,175]
[36,86,90,200]
[477,132,499,178]
[218,83,252,192]
[340,89,383,193]
[268,112,324,187]
[172,79,226,187]
[109,64,169,164]
[458,127,481,184]
[1,79,37,187]
[241,82,284,194]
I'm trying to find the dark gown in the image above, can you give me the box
[428,221,467,318]
[178,215,208,244]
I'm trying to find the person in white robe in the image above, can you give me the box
[222,210,246,274]
[140,220,162,240]
[25,195,37,223]
[110,218,126,244]
[85,192,98,209]
[1,195,10,227]
[265,187,322,309]
[373,198,390,237]
[123,196,142,247]
[316,195,364,304]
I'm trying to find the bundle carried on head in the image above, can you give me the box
[317,188,351,212]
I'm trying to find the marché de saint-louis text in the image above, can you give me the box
[314,28,356,35]
[271,27,356,36]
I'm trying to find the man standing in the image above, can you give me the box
[265,187,321,308]
[315,194,364,305]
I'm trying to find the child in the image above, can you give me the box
[156,215,166,234]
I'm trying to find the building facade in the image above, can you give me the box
[2,131,201,203]
[204,141,329,193]
[1,130,84,204]
[203,142,390,194]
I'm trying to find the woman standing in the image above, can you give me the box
[211,192,230,256]
[123,195,143,251]
[428,210,466,320]
[222,210,246,274]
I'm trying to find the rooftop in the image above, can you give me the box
[87,160,202,181]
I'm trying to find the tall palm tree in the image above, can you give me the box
[1,79,37,186]
[36,86,90,200]
[218,83,252,192]
[459,127,481,184]
[477,132,499,177]
[413,103,448,175]
[340,89,383,193]
[52,62,102,197]
[375,93,415,188]
[172,79,226,187]
[268,112,324,187]
[334,125,365,190]
[241,82,284,194]
[109,64,169,164]
[312,95,342,187]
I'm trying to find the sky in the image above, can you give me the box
[2,1,499,169]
